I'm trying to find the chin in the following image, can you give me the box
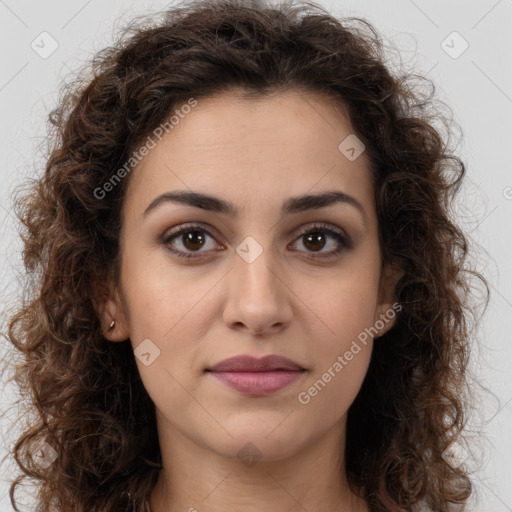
[208,424,309,463]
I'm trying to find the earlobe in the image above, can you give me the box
[102,288,130,342]
[374,262,404,337]
[93,276,130,342]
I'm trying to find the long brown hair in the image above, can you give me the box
[4,0,488,510]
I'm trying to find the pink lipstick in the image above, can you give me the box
[205,354,306,395]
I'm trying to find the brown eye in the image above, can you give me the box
[162,225,222,260]
[181,230,207,251]
[290,223,352,259]
[303,231,327,252]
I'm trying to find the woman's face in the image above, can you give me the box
[102,89,399,462]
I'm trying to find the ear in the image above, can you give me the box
[92,275,130,342]
[373,262,404,338]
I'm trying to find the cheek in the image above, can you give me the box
[120,243,210,337]
[118,253,208,387]
[293,258,380,413]
[296,291,375,412]
[298,338,373,412]
[294,252,381,352]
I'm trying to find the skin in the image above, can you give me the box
[98,88,401,512]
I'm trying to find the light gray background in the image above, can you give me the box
[0,0,510,510]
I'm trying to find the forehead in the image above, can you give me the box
[123,89,375,221]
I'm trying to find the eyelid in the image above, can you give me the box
[161,221,221,241]
[295,222,348,241]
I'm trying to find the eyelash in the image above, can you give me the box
[161,222,352,261]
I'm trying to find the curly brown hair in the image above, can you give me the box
[4,0,488,510]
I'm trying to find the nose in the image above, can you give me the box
[222,241,293,337]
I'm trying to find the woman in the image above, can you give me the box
[6,0,487,510]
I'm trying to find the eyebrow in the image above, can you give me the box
[143,189,368,226]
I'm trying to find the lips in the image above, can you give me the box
[206,354,305,372]
[205,355,306,395]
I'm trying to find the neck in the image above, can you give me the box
[149,413,368,512]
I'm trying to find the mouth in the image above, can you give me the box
[205,354,307,395]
